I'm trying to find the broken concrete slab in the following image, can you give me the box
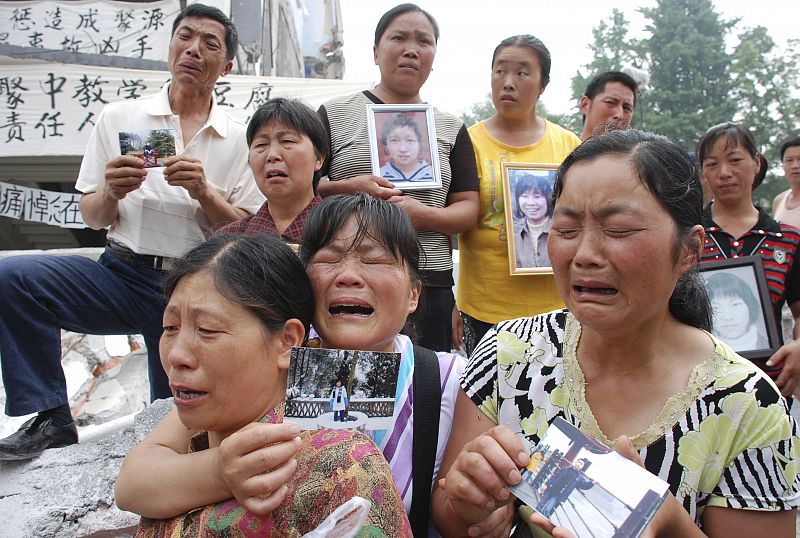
[0,399,173,538]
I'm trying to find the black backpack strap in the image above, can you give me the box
[410,344,442,537]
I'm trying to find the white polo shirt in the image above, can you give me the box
[75,83,263,257]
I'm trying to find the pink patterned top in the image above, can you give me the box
[136,404,411,537]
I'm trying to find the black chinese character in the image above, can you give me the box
[28,32,43,48]
[26,191,50,222]
[40,73,67,109]
[0,111,25,143]
[115,10,134,32]
[0,76,28,110]
[44,7,63,30]
[133,36,152,59]
[244,83,273,109]
[35,112,64,138]
[117,79,147,100]
[0,184,25,217]
[78,112,95,132]
[46,196,63,226]
[76,9,100,33]
[62,196,83,226]
[60,35,83,53]
[99,36,120,55]
[141,9,165,32]
[11,8,33,31]
[56,195,83,227]
[72,75,108,108]
[214,82,234,107]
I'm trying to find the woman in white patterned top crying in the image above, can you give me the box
[432,130,799,537]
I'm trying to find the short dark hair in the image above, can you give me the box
[164,234,315,341]
[171,3,238,62]
[697,122,767,190]
[299,193,423,340]
[514,174,553,220]
[583,71,638,106]
[374,3,439,46]
[554,129,712,331]
[246,98,329,191]
[380,114,422,148]
[780,136,800,161]
[491,35,551,86]
[300,193,422,288]
[706,272,760,326]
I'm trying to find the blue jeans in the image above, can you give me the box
[0,252,170,416]
[536,495,560,518]
[333,410,345,422]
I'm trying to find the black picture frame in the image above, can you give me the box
[698,255,780,360]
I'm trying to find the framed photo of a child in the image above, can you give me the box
[698,255,780,360]
[366,104,441,191]
[501,162,559,275]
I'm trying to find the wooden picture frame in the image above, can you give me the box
[501,162,559,275]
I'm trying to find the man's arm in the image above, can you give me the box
[163,155,248,227]
[79,155,146,229]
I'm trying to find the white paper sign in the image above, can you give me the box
[1,181,85,228]
[0,63,370,157]
[0,0,178,61]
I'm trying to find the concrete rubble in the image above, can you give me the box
[0,333,169,537]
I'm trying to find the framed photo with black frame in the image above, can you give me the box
[366,103,441,191]
[501,162,559,275]
[698,255,780,360]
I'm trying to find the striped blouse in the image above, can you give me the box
[462,310,800,530]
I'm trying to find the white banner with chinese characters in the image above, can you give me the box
[0,0,178,61]
[0,62,370,157]
[0,181,85,228]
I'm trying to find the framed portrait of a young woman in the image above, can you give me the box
[698,255,780,360]
[501,162,559,275]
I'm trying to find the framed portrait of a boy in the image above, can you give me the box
[501,162,559,275]
[366,103,441,191]
[698,256,780,360]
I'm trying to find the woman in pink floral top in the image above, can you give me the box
[127,233,409,537]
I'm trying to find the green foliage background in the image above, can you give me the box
[460,0,799,212]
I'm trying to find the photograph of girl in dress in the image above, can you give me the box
[512,172,554,268]
[378,113,433,182]
[706,271,768,351]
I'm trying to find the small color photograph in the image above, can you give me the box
[510,418,669,538]
[285,347,400,438]
[118,129,176,168]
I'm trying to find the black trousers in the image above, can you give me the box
[410,285,456,352]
